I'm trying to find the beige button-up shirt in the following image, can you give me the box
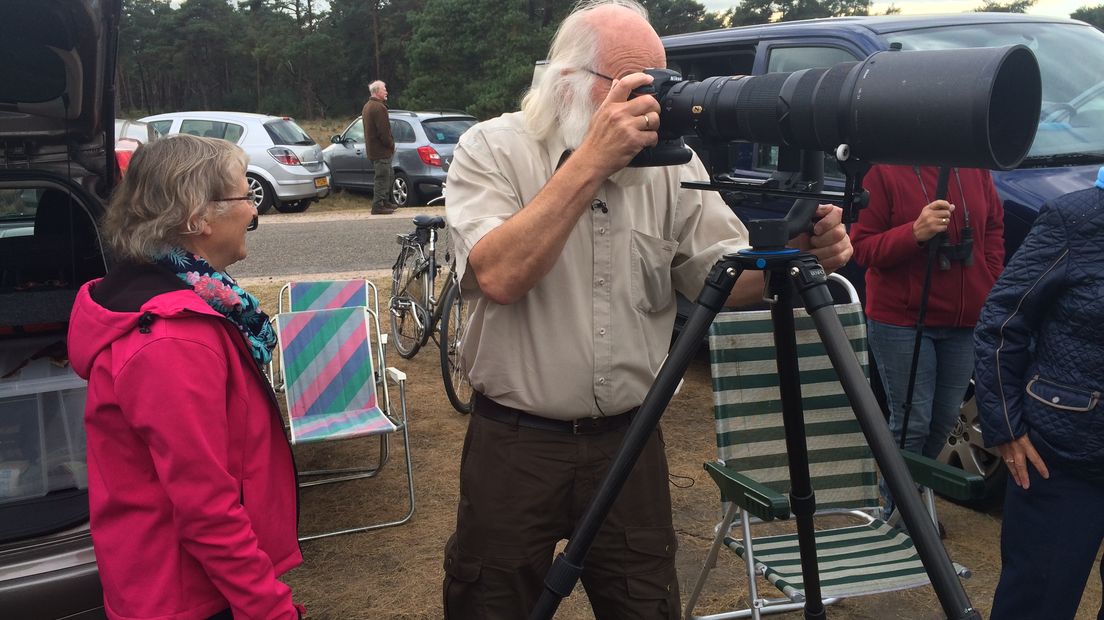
[446,112,749,420]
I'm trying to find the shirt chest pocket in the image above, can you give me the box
[630,229,677,314]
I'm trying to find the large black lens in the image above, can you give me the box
[655,45,1040,171]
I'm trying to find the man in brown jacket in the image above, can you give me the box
[362,80,396,214]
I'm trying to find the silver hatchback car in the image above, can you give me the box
[322,110,476,207]
[139,111,331,214]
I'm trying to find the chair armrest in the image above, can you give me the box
[386,367,407,384]
[704,461,790,522]
[900,450,985,501]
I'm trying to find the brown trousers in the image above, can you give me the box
[442,404,680,619]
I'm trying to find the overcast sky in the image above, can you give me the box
[696,0,1089,18]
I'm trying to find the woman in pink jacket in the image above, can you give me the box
[68,134,303,619]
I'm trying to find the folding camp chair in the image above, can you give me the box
[273,290,414,540]
[271,279,372,390]
[683,274,980,620]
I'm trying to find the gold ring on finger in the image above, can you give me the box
[642,114,651,130]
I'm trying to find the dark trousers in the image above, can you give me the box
[991,457,1104,619]
[372,156,393,208]
[442,402,680,619]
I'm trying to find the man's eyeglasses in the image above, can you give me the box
[582,67,618,83]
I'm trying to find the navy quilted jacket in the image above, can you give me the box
[974,186,1104,480]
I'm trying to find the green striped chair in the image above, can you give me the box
[683,278,976,620]
[272,288,414,540]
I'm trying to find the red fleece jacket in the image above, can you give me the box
[849,164,1005,328]
[68,276,301,620]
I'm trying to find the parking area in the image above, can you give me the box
[252,277,1103,620]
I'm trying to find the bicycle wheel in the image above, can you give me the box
[439,279,474,414]
[390,245,428,359]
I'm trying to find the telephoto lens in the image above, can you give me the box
[640,45,1041,171]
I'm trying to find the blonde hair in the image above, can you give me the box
[102,134,249,262]
[521,0,649,141]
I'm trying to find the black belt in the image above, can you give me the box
[473,393,636,435]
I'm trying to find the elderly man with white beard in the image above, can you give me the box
[441,1,853,617]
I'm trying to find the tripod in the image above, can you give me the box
[530,200,981,619]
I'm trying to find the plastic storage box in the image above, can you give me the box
[0,336,88,504]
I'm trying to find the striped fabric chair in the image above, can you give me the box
[279,278,370,313]
[273,300,414,539]
[271,279,374,392]
[683,280,973,620]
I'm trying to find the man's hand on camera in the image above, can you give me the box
[574,72,661,178]
[792,204,853,273]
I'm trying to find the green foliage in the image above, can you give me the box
[974,0,1037,12]
[116,0,879,120]
[1071,4,1104,25]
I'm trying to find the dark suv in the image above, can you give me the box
[0,0,116,616]
[661,13,1104,503]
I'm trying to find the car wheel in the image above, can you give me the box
[248,174,274,215]
[936,382,1007,510]
[273,199,311,213]
[392,172,419,207]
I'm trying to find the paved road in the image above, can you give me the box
[233,208,445,283]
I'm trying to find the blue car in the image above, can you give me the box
[661,13,1104,504]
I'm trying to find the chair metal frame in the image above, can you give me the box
[271,280,414,539]
[683,274,975,620]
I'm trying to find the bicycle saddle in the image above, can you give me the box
[413,215,446,229]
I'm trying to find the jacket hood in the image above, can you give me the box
[68,266,220,379]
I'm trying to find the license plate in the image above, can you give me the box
[314,177,329,189]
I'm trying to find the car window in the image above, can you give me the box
[392,120,416,143]
[667,46,756,80]
[263,119,315,146]
[345,119,365,143]
[756,45,861,179]
[884,22,1104,160]
[179,120,244,143]
[767,46,857,73]
[0,190,36,237]
[421,118,476,145]
[148,120,172,137]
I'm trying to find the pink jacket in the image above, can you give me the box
[68,266,302,620]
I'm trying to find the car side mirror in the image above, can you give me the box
[330,134,343,144]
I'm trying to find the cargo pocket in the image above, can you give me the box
[623,526,679,614]
[442,549,483,620]
[630,230,677,314]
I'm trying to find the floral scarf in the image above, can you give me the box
[153,248,276,367]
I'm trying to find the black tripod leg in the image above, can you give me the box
[789,258,981,620]
[769,275,826,619]
[528,258,746,620]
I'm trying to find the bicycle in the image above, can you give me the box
[389,214,474,414]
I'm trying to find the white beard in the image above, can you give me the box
[557,92,656,188]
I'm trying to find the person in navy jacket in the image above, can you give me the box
[975,171,1104,620]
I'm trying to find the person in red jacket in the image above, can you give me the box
[68,134,304,620]
[850,164,1005,517]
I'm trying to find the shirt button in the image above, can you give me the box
[599,227,606,235]
[599,328,606,335]
[597,278,605,286]
[598,377,607,385]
